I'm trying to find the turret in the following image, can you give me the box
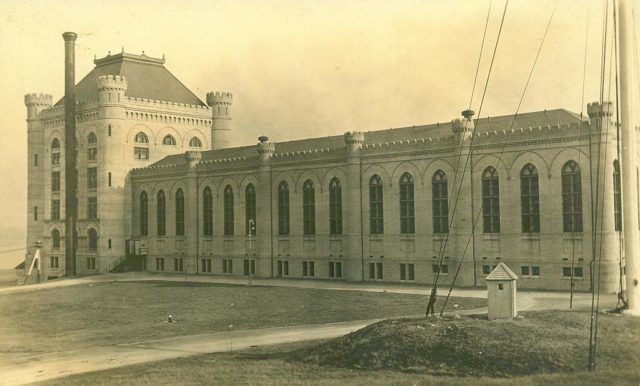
[452,109,475,142]
[185,150,202,168]
[24,93,53,120]
[206,91,233,150]
[96,75,128,119]
[256,136,275,162]
[344,131,364,154]
[587,101,613,131]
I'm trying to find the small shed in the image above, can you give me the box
[485,262,518,320]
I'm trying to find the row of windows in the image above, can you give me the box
[50,228,98,251]
[138,160,622,238]
[135,132,202,160]
[50,134,98,167]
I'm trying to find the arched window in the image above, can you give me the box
[369,175,384,234]
[329,178,342,235]
[87,132,97,161]
[561,161,583,232]
[482,167,500,233]
[303,180,316,235]
[135,132,149,143]
[224,185,234,236]
[51,138,61,165]
[134,132,149,160]
[140,191,148,236]
[162,135,176,145]
[613,160,622,231]
[157,190,166,236]
[245,184,256,235]
[189,137,202,148]
[88,228,98,252]
[51,229,61,250]
[520,164,540,233]
[278,181,290,235]
[203,187,213,236]
[399,173,415,234]
[432,170,449,234]
[175,189,185,236]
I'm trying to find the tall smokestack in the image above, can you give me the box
[63,32,77,276]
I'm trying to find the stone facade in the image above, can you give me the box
[25,51,634,292]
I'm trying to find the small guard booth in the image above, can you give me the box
[485,262,519,320]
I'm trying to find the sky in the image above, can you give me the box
[0,0,636,268]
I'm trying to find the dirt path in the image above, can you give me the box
[0,319,376,386]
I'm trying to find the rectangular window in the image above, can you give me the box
[482,264,491,275]
[34,154,38,166]
[400,263,406,280]
[108,239,112,249]
[329,262,335,278]
[562,267,572,277]
[335,262,342,278]
[51,199,60,221]
[88,147,97,162]
[87,257,96,270]
[88,197,98,219]
[521,266,530,276]
[432,264,440,274]
[284,261,289,276]
[51,171,61,192]
[408,264,415,280]
[309,261,315,277]
[174,258,184,272]
[243,259,255,276]
[52,152,60,165]
[441,264,448,274]
[574,267,584,278]
[87,167,97,190]
[108,172,112,187]
[302,261,308,277]
[532,266,540,277]
[134,147,149,160]
[50,256,59,268]
[34,206,38,221]
[156,258,165,271]
[369,262,375,279]
[223,259,233,274]
[498,283,504,290]
[376,262,383,279]
[277,260,283,277]
[202,258,212,273]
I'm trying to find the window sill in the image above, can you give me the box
[521,233,540,240]
[303,236,316,241]
[562,277,584,280]
[481,234,500,241]
[329,235,343,240]
[432,234,448,241]
[400,234,415,240]
[563,233,583,240]
[277,235,290,241]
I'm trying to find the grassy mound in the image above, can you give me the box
[292,311,640,377]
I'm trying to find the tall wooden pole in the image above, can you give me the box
[618,0,640,314]
[63,32,77,277]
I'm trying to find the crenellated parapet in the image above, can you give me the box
[185,151,202,168]
[96,75,128,93]
[25,93,53,119]
[344,131,364,154]
[207,91,233,150]
[587,101,614,131]
[206,91,233,108]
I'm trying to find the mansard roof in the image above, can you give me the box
[145,107,587,169]
[54,52,206,107]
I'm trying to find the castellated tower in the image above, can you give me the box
[24,93,53,274]
[97,75,128,118]
[206,91,233,150]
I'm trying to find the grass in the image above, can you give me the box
[36,311,640,386]
[0,280,483,358]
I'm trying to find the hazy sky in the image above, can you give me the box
[0,0,636,265]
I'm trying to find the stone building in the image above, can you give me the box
[25,50,631,291]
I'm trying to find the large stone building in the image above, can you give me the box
[25,50,632,291]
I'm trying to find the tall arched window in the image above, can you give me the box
[369,175,384,234]
[562,160,583,232]
[224,185,234,236]
[303,180,316,235]
[613,160,622,231]
[51,229,61,250]
[88,228,98,252]
[134,132,149,160]
[329,178,343,235]
[482,167,500,233]
[278,181,290,235]
[162,135,176,145]
[157,190,166,236]
[432,170,449,234]
[399,173,415,234]
[51,138,61,165]
[520,164,540,233]
[140,191,148,236]
[245,184,256,235]
[87,132,97,161]
[175,189,185,236]
[203,187,213,236]
[189,137,202,148]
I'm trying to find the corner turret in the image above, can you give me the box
[257,136,275,162]
[587,101,613,131]
[24,93,53,119]
[185,150,202,168]
[207,91,233,150]
[452,109,475,142]
[97,75,128,104]
[344,131,364,154]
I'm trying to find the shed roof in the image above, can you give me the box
[485,262,519,281]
